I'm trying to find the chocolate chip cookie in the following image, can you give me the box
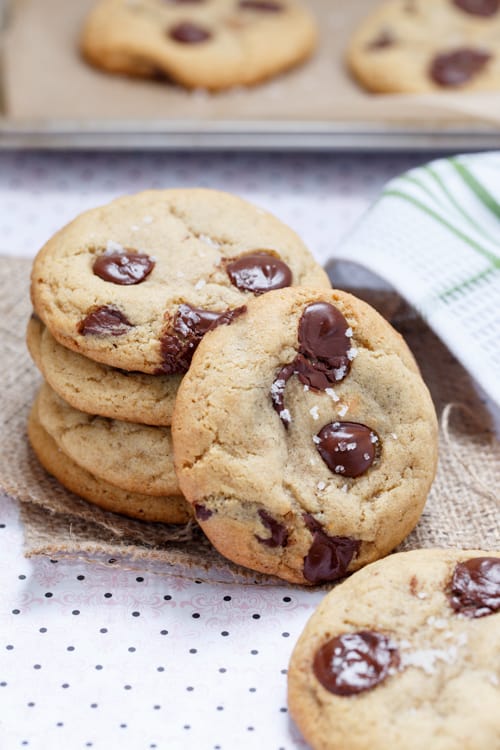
[172,288,438,585]
[36,382,180,497]
[347,0,500,93]
[288,548,500,750]
[31,189,330,374]
[28,394,191,523]
[81,0,317,90]
[27,315,180,426]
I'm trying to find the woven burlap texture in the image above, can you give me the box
[0,257,498,584]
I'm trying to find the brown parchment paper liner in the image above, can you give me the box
[0,257,498,585]
[4,0,500,125]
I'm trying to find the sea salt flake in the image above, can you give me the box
[325,388,339,402]
[391,433,398,440]
[310,406,320,420]
[199,234,220,249]
[400,647,457,675]
[105,240,125,254]
[176,271,185,279]
[489,674,499,686]
[271,379,285,397]
[279,409,291,424]
[309,458,317,466]
[334,365,347,381]
[341,484,348,493]
[363,452,370,460]
[131,225,140,232]
[345,327,353,338]
[303,385,310,392]
[338,404,349,417]
[370,432,379,443]
[317,481,326,491]
[194,279,206,291]
[312,436,321,445]
[347,347,358,361]
[417,592,428,600]
[347,442,357,451]
[334,465,345,474]
[427,616,447,630]
[143,216,153,224]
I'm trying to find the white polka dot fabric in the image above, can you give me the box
[0,151,443,749]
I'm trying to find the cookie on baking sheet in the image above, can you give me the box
[27,315,180,426]
[31,189,330,375]
[28,396,191,523]
[172,287,438,585]
[81,0,317,90]
[36,382,180,497]
[288,548,500,750]
[347,0,500,93]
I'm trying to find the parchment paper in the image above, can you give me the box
[3,0,500,125]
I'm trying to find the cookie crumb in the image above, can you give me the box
[105,240,125,254]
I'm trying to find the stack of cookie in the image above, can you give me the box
[27,188,330,525]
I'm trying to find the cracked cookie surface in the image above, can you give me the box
[31,189,330,374]
[36,382,180,497]
[347,0,500,93]
[172,288,438,585]
[27,315,180,426]
[81,0,317,90]
[28,393,191,523]
[288,548,500,750]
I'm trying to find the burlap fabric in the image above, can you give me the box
[1,257,498,584]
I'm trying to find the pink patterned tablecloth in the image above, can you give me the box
[0,150,438,750]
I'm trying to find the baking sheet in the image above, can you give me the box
[1,0,500,149]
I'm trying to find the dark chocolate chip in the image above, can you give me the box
[313,631,400,695]
[430,48,491,87]
[194,504,213,521]
[448,557,500,618]
[78,306,133,337]
[93,251,155,285]
[297,302,351,382]
[315,422,377,478]
[303,514,360,584]
[158,304,246,374]
[453,0,499,16]
[169,21,212,43]
[255,509,289,548]
[226,253,292,294]
[238,0,283,11]
[367,29,395,50]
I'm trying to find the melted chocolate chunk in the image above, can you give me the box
[313,631,400,695]
[453,0,499,16]
[169,21,212,43]
[194,503,213,521]
[239,0,283,11]
[255,509,289,548]
[159,304,246,374]
[315,422,377,478]
[270,302,352,427]
[226,253,292,294]
[78,306,133,337]
[430,48,491,87]
[449,557,500,618]
[367,29,395,50]
[303,514,360,584]
[93,251,155,285]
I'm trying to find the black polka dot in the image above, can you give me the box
[223,596,231,601]
[124,685,132,690]
[61,684,70,689]
[0,524,5,529]
[219,668,226,673]
[86,743,93,747]
[12,609,20,615]
[247,726,254,731]
[220,631,229,637]
[39,628,47,633]
[282,632,290,638]
[150,745,157,748]
[108,558,117,564]
[249,687,256,693]
[128,647,136,653]
[21,741,28,746]
[186,686,194,691]
[160,629,168,635]
[104,593,112,599]
[18,574,26,580]
[189,648,197,654]
[283,596,291,602]
[99,628,108,634]
[252,614,260,619]
[192,613,200,619]
[153,705,161,710]
[120,724,127,729]
[195,579,202,584]
[131,611,140,618]
[6,645,14,650]
[77,575,85,581]
[0,681,7,687]
[216,706,224,711]
[157,667,165,672]
[90,703,98,709]
[72,610,80,616]
[67,646,75,652]
[44,592,53,598]
[280,707,288,713]
[184,725,191,729]
[136,577,144,582]
[281,668,287,674]
[95,665,103,671]
[56,723,63,727]
[33,664,41,670]
[27,702,35,707]
[250,649,258,655]
[163,595,172,601]
[50,559,58,564]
